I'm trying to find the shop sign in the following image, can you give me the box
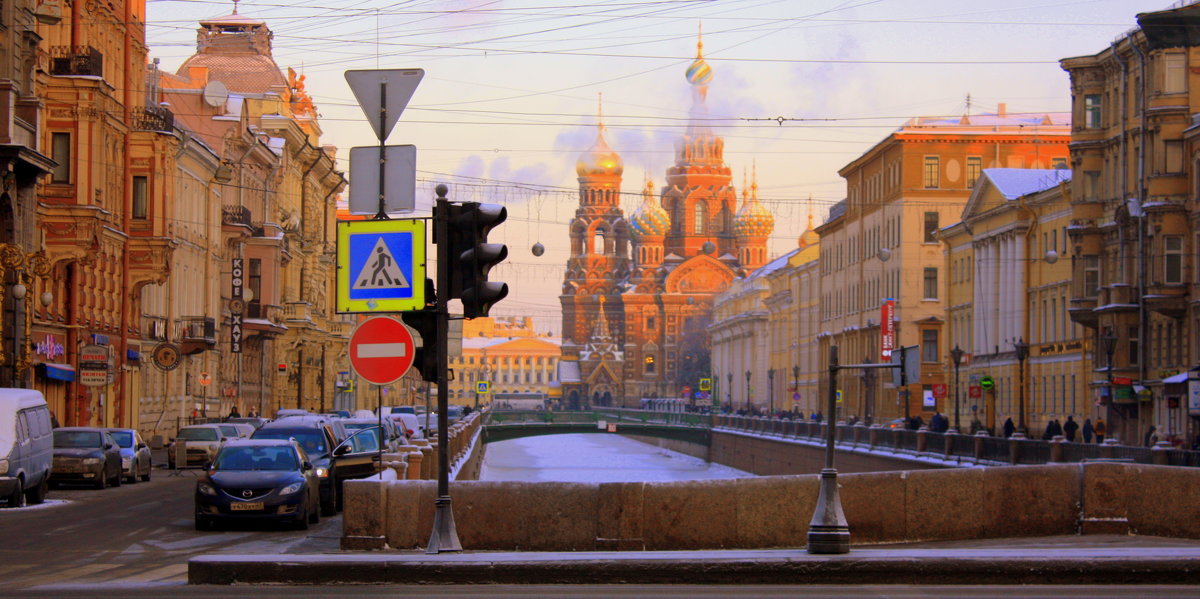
[151,342,182,371]
[880,299,895,361]
[1188,377,1200,415]
[78,344,110,387]
[932,384,947,400]
[34,334,65,360]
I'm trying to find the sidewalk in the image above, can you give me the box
[189,534,1200,585]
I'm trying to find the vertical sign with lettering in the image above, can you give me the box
[230,258,244,354]
[880,298,895,361]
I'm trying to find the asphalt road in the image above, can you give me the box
[0,462,340,592]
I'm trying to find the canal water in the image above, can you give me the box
[478,433,752,482]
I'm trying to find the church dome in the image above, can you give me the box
[734,172,774,238]
[575,126,623,177]
[799,212,819,248]
[686,35,713,86]
[630,179,669,239]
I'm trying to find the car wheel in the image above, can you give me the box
[7,478,25,508]
[141,464,151,482]
[126,470,137,485]
[320,487,336,517]
[26,475,48,505]
[308,498,320,525]
[295,505,310,531]
[195,516,212,531]
[111,466,121,487]
[95,471,107,490]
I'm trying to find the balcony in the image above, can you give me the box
[132,105,173,132]
[222,205,253,228]
[49,46,102,78]
[284,301,315,325]
[180,316,216,355]
[1145,283,1188,319]
[1094,284,1140,314]
[1067,297,1099,328]
[243,302,286,336]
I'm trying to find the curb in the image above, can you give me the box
[189,552,1200,585]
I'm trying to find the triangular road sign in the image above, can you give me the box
[345,68,425,141]
[353,237,411,290]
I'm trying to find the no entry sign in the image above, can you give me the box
[349,316,416,385]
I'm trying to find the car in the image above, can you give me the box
[216,422,255,440]
[322,410,351,419]
[194,439,320,531]
[251,416,341,516]
[388,413,425,441]
[226,417,268,430]
[885,418,907,430]
[168,424,230,469]
[342,418,401,452]
[104,428,152,484]
[0,389,53,507]
[50,428,122,489]
[274,409,309,418]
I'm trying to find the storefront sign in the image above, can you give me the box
[1188,377,1200,415]
[78,344,110,387]
[34,334,65,360]
[151,342,181,371]
[880,299,895,361]
[231,258,244,354]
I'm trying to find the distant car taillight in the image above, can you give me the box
[406,429,413,435]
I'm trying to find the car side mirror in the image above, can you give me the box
[204,461,212,471]
[105,443,113,450]
[221,437,229,442]
[301,461,313,471]
[333,444,351,457]
[137,443,147,450]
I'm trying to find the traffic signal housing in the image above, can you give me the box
[401,308,437,383]
[443,202,509,318]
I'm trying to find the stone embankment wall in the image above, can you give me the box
[708,430,943,474]
[343,462,1200,551]
[375,412,485,483]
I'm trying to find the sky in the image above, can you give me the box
[145,0,1175,334]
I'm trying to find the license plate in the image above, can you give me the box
[229,502,263,511]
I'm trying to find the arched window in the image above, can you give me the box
[693,202,705,234]
[593,229,606,254]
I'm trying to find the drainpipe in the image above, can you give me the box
[1131,37,1150,439]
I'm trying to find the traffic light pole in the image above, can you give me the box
[427,186,462,553]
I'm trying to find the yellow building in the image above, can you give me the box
[449,317,562,408]
[821,106,1071,424]
[941,168,1086,436]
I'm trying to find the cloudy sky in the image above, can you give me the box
[147,0,1171,333]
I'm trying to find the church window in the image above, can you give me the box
[693,202,705,234]
[646,317,656,329]
[644,355,656,374]
[593,229,606,254]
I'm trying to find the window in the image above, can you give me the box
[923,212,939,242]
[593,229,605,254]
[966,156,982,188]
[644,355,656,375]
[248,258,262,316]
[693,202,705,234]
[1164,53,1186,93]
[1084,94,1102,128]
[1085,171,1100,200]
[923,267,938,299]
[923,156,940,189]
[921,329,939,363]
[1083,255,1100,297]
[1052,157,1068,170]
[1164,235,1183,284]
[1128,326,1139,366]
[132,176,148,219]
[51,132,70,183]
[1165,140,1184,174]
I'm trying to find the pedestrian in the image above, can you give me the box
[228,405,241,419]
[1003,417,1015,438]
[1094,418,1106,443]
[1082,418,1093,443]
[1041,420,1055,441]
[1050,418,1063,438]
[1063,416,1079,442]
[1144,425,1159,447]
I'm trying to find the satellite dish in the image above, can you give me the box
[202,81,229,108]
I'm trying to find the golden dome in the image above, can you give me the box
[799,212,819,248]
[576,95,623,177]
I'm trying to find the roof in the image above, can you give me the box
[901,112,1070,130]
[176,54,287,95]
[221,438,295,447]
[558,360,582,384]
[747,248,799,280]
[460,336,562,351]
[984,168,1072,200]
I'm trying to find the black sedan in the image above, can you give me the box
[194,439,320,531]
[50,428,123,489]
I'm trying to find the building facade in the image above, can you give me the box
[449,317,561,409]
[820,106,1071,425]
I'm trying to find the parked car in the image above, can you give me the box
[105,428,152,484]
[226,417,268,430]
[388,413,425,441]
[274,409,309,418]
[251,416,342,516]
[168,424,229,469]
[194,439,320,531]
[342,418,401,452]
[216,422,255,440]
[50,428,122,489]
[0,388,53,507]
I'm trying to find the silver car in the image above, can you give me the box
[105,428,152,484]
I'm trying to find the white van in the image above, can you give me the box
[0,389,53,507]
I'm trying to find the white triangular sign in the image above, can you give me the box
[345,68,425,141]
[353,238,410,290]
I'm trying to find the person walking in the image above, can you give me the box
[1063,416,1079,442]
[1003,417,1015,438]
[1094,418,1107,443]
[1144,425,1159,447]
[1082,418,1094,443]
[1050,418,1063,438]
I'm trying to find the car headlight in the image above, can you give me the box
[197,482,217,496]
[82,458,100,465]
[279,482,303,496]
[315,467,329,478]
[0,459,8,475]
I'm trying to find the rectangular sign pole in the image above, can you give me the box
[427,186,461,553]
[375,80,388,220]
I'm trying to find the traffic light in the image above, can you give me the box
[400,278,438,383]
[443,202,508,318]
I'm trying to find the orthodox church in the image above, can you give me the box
[559,36,775,408]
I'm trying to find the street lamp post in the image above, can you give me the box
[793,365,800,414]
[726,372,732,409]
[745,370,752,414]
[950,345,964,432]
[808,344,849,554]
[1013,338,1029,437]
[1102,329,1117,433]
[767,369,775,416]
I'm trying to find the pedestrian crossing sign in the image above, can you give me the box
[337,219,426,313]
[477,381,490,394]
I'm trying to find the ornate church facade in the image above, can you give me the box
[559,37,774,408]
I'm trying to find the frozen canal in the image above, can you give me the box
[478,432,752,482]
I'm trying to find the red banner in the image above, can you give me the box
[880,299,895,361]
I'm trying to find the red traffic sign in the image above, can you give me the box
[349,316,416,385]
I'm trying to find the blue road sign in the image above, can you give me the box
[337,219,426,313]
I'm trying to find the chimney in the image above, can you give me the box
[998,103,1007,117]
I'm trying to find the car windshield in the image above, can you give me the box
[253,430,327,457]
[54,430,100,448]
[343,422,376,431]
[219,425,239,437]
[109,431,134,448]
[177,428,219,441]
[214,446,298,471]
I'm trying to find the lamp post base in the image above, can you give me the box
[426,496,462,553]
[806,468,850,554]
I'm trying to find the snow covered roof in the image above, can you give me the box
[557,360,582,384]
[984,168,1072,200]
